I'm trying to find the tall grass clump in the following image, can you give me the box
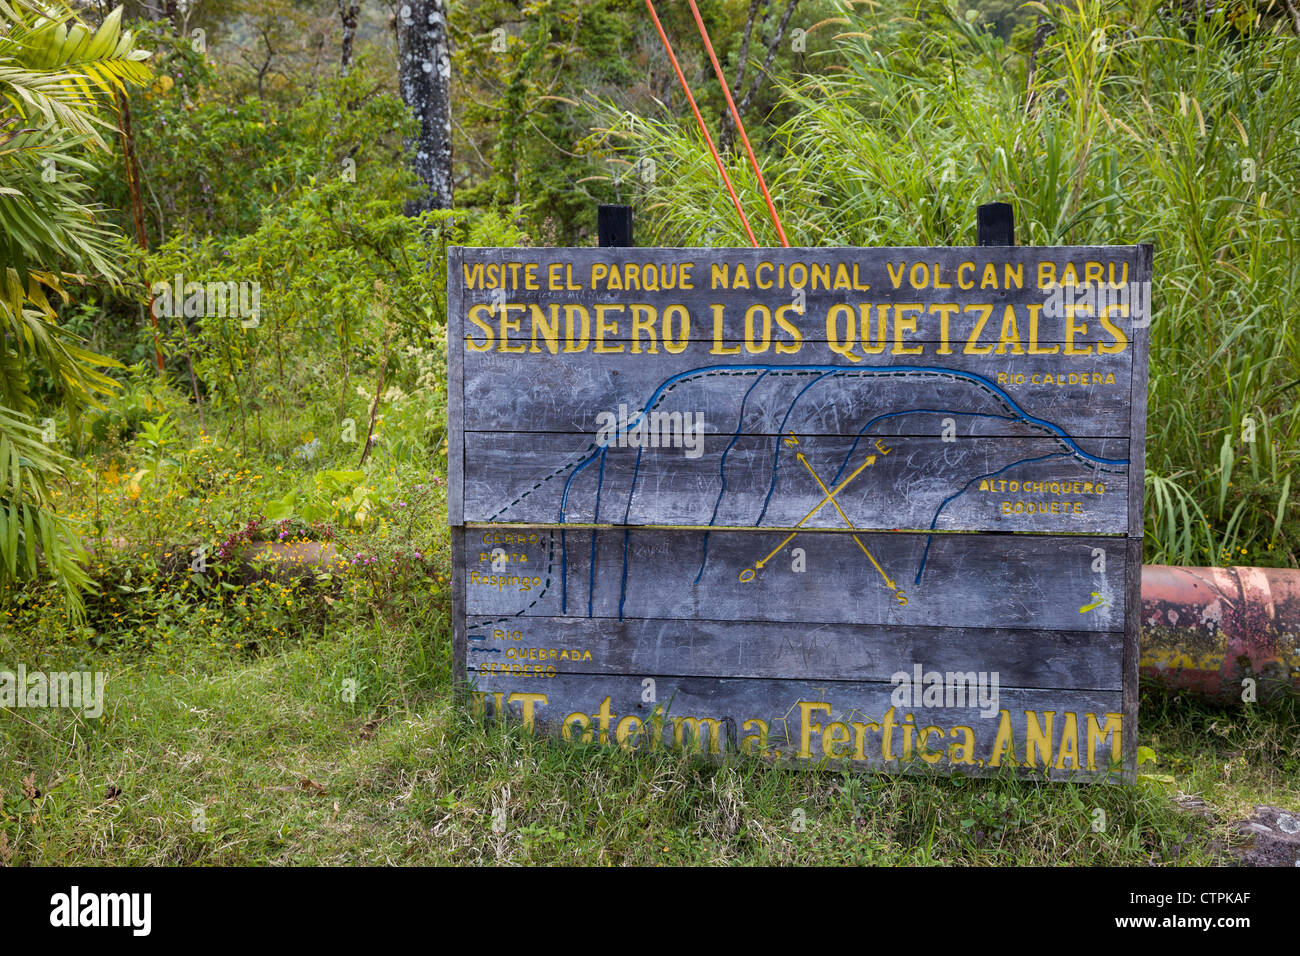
[605,0,1300,568]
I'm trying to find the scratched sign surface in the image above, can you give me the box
[448,246,1151,781]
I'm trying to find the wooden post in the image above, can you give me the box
[598,204,634,247]
[977,202,1014,246]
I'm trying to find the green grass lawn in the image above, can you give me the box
[3,608,1295,865]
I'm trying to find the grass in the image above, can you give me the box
[3,607,1295,865]
[3,0,1299,868]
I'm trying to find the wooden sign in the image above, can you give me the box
[448,246,1152,780]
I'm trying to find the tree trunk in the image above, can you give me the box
[736,0,799,118]
[397,0,454,213]
[731,0,765,102]
[1282,0,1300,35]
[1025,14,1054,110]
[338,0,360,76]
[117,92,166,374]
[720,0,799,152]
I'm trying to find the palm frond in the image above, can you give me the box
[0,3,148,617]
[0,2,151,148]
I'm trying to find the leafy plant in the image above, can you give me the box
[0,1,151,613]
[609,0,1300,568]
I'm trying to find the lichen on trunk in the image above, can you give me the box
[396,0,453,213]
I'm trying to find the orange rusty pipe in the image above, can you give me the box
[1141,565,1300,703]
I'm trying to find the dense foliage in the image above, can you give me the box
[0,0,1295,868]
[617,0,1300,568]
[0,2,150,613]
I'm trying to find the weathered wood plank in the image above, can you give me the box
[448,247,465,527]
[463,431,1129,533]
[1123,536,1143,779]
[462,527,1127,632]
[449,244,1149,782]
[1126,247,1153,540]
[453,247,1148,312]
[465,615,1123,689]
[452,526,467,686]
[466,674,1127,780]
[1121,244,1152,777]
[462,347,1133,439]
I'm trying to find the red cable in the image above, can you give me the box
[643,0,759,247]
[685,0,790,247]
